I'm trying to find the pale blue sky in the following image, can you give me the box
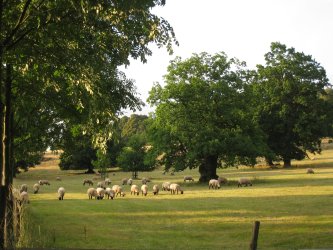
[122,0,333,114]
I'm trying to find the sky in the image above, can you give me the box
[121,0,333,115]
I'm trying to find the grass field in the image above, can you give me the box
[13,146,333,249]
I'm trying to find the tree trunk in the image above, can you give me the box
[199,155,218,183]
[283,158,291,168]
[265,157,274,167]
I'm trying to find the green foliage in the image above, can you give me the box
[148,52,266,181]
[252,42,332,166]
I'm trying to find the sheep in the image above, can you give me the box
[104,178,112,185]
[307,168,315,174]
[96,187,106,200]
[162,182,171,191]
[56,176,61,181]
[105,187,115,200]
[141,184,148,196]
[58,187,65,200]
[153,185,159,195]
[87,188,98,199]
[218,177,228,185]
[38,180,50,186]
[122,178,129,185]
[208,179,220,189]
[237,178,252,187]
[97,181,106,189]
[130,185,140,196]
[83,179,94,186]
[141,178,151,185]
[33,183,40,194]
[112,185,125,197]
[127,178,133,185]
[183,176,194,182]
[20,184,28,193]
[19,191,29,204]
[169,183,184,194]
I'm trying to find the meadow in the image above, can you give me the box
[13,146,333,249]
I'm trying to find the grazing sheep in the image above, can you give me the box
[96,187,106,200]
[58,187,65,200]
[97,181,106,189]
[122,178,128,185]
[130,185,140,196]
[112,185,125,197]
[83,179,94,186]
[237,178,252,187]
[105,188,115,200]
[169,183,184,194]
[127,178,133,185]
[38,180,50,186]
[208,179,220,189]
[218,177,228,185]
[56,176,61,181]
[162,182,171,191]
[153,185,159,195]
[20,191,29,204]
[183,176,194,182]
[87,188,98,199]
[141,178,151,185]
[20,184,28,193]
[33,183,40,194]
[307,168,315,174]
[104,178,112,185]
[141,184,148,196]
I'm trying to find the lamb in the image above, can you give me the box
[33,183,40,194]
[87,188,98,199]
[122,178,128,185]
[153,184,159,195]
[112,185,125,197]
[162,182,171,191]
[218,177,228,185]
[130,185,140,196]
[105,187,115,200]
[20,191,29,204]
[97,181,106,189]
[208,179,220,189]
[169,183,184,194]
[127,178,133,185]
[96,187,105,200]
[104,178,112,185]
[183,176,194,182]
[20,184,28,193]
[83,179,94,186]
[237,178,252,187]
[38,180,50,186]
[307,168,315,174]
[58,187,65,200]
[141,184,148,196]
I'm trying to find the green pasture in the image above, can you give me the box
[13,148,333,249]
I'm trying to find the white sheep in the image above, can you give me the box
[104,178,112,185]
[218,177,228,185]
[20,191,29,204]
[20,184,28,193]
[122,178,128,185]
[169,183,184,194]
[307,168,315,174]
[38,180,50,186]
[130,185,140,196]
[87,188,97,199]
[97,181,106,189]
[105,187,115,200]
[127,178,133,185]
[83,179,94,186]
[112,185,125,197]
[58,187,65,200]
[208,179,220,189]
[183,176,194,182]
[141,184,148,196]
[96,187,106,200]
[56,176,61,181]
[33,183,40,194]
[238,178,252,187]
[162,182,171,191]
[153,184,159,195]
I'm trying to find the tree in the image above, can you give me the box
[252,42,332,167]
[148,52,266,182]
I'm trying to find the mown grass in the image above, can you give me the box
[13,147,333,249]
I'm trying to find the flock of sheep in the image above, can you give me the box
[13,167,315,203]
